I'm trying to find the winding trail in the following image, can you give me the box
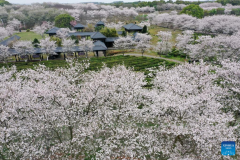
[114,53,185,64]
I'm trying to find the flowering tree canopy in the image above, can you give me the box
[155,31,173,55]
[0,45,11,63]
[39,37,57,61]
[78,39,94,58]
[134,33,152,56]
[0,59,239,159]
[113,36,135,56]
[13,40,34,62]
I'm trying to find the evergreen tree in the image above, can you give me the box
[32,38,40,48]
[142,25,147,33]
[122,31,127,37]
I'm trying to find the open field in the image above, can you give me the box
[13,31,47,41]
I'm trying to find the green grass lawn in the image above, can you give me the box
[160,55,187,62]
[13,31,47,41]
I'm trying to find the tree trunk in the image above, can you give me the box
[47,56,49,61]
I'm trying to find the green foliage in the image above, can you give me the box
[74,39,79,44]
[176,0,202,5]
[54,14,74,28]
[83,24,94,32]
[135,14,148,22]
[0,0,11,6]
[100,27,118,37]
[14,31,43,41]
[217,8,225,14]
[204,10,209,17]
[231,8,240,15]
[142,25,147,33]
[167,48,187,58]
[32,38,40,48]
[207,8,225,16]
[122,31,127,37]
[95,25,104,32]
[26,29,30,32]
[180,4,204,18]
[50,36,62,47]
[209,9,217,16]
[70,35,76,40]
[217,0,240,5]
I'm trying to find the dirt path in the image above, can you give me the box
[114,53,185,64]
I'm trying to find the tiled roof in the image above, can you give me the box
[93,41,107,51]
[117,31,123,35]
[69,32,95,37]
[96,21,105,25]
[123,23,142,30]
[91,32,106,39]
[74,23,85,29]
[46,27,60,34]
[105,37,119,42]
[0,35,21,46]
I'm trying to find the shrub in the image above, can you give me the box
[32,38,40,48]
[26,29,30,32]
[100,27,118,37]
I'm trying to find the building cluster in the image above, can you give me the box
[0,21,143,61]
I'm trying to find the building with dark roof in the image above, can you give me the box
[105,37,119,47]
[91,32,106,42]
[93,40,107,57]
[46,27,60,36]
[123,23,143,32]
[0,35,21,47]
[95,21,105,28]
[73,23,85,31]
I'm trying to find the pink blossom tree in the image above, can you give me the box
[56,28,70,39]
[13,40,34,62]
[8,18,21,31]
[5,25,15,37]
[78,39,94,58]
[33,26,46,38]
[0,27,9,41]
[105,21,124,30]
[134,33,152,56]
[62,38,76,58]
[39,37,57,61]
[0,59,239,159]
[0,45,11,63]
[155,31,173,55]
[148,60,238,159]
[217,59,240,114]
[113,36,135,56]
